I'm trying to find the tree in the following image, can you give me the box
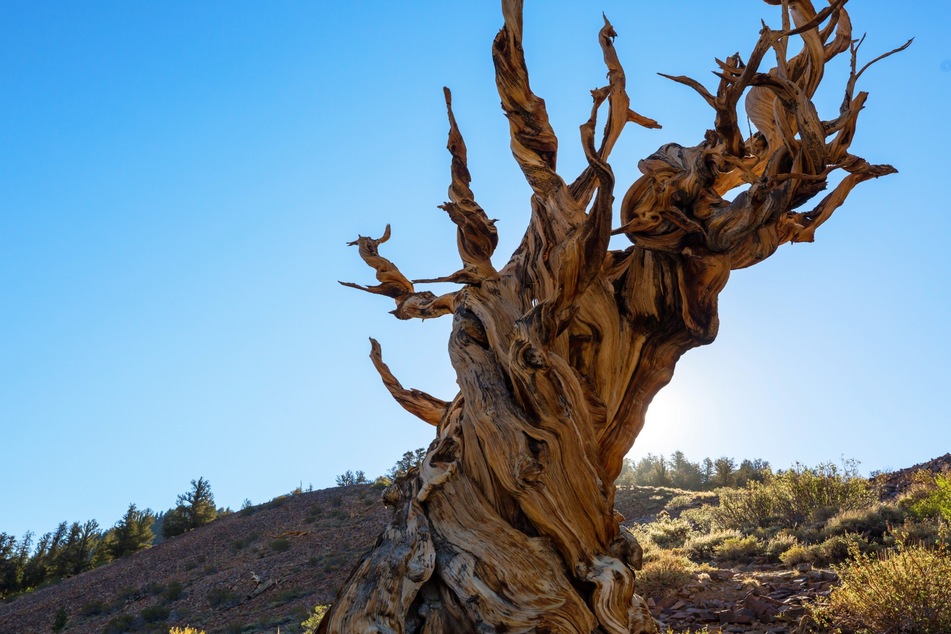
[388,448,428,480]
[326,1,906,631]
[162,477,217,538]
[107,505,154,559]
[0,532,19,598]
[335,470,369,487]
[669,452,704,491]
[712,456,738,488]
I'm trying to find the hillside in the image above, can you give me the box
[0,486,388,634]
[2,455,948,633]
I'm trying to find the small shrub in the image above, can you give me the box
[713,535,762,562]
[163,580,184,602]
[273,586,309,605]
[909,472,951,523]
[816,533,872,565]
[103,614,136,634]
[169,628,206,634]
[140,604,170,623]
[270,538,291,552]
[664,494,697,512]
[779,543,816,567]
[644,514,693,549]
[764,532,798,562]
[770,461,878,526]
[813,541,951,632]
[715,485,774,530]
[302,605,330,634]
[80,600,108,616]
[207,587,241,609]
[678,505,718,532]
[635,551,694,599]
[824,503,905,540]
[52,606,67,632]
[682,529,741,562]
[887,519,947,548]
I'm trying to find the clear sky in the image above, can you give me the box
[1,1,948,542]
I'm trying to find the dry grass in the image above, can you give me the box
[812,541,951,633]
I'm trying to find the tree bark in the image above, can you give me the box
[326,1,906,631]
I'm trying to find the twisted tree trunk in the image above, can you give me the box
[325,1,906,631]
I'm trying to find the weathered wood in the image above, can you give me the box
[328,1,903,631]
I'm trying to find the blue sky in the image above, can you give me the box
[1,1,948,541]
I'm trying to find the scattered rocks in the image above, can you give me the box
[647,564,834,633]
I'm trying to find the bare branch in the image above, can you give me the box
[339,225,458,320]
[492,0,561,194]
[441,88,499,279]
[369,338,449,427]
[570,15,659,209]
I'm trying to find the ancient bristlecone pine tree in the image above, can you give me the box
[325,1,907,632]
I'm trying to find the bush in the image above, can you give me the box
[103,614,136,634]
[770,461,878,526]
[170,628,206,634]
[816,533,872,565]
[52,606,67,632]
[79,600,108,616]
[643,514,693,549]
[678,505,718,532]
[713,536,762,562]
[682,529,741,562]
[824,503,906,540]
[715,485,774,530]
[635,551,694,599]
[164,580,184,601]
[140,604,170,623]
[814,541,951,632]
[207,587,241,609]
[908,472,951,523]
[301,604,330,634]
[764,532,798,562]
[779,543,816,567]
[715,461,879,531]
[270,538,291,552]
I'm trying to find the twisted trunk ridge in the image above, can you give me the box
[326,1,905,631]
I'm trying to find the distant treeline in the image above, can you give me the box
[616,452,772,490]
[1,477,220,599]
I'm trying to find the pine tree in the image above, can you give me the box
[163,477,217,538]
[107,505,155,559]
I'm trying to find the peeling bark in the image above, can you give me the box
[329,1,903,631]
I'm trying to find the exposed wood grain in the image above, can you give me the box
[329,1,902,631]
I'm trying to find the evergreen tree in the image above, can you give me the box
[163,477,217,538]
[668,451,703,490]
[735,458,771,488]
[51,520,101,576]
[388,448,428,480]
[108,505,154,559]
[0,532,18,598]
[712,456,738,488]
[335,470,369,487]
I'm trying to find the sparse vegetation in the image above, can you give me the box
[162,478,218,539]
[302,604,330,634]
[334,470,368,487]
[812,540,951,632]
[52,605,67,631]
[207,587,241,609]
[3,452,949,633]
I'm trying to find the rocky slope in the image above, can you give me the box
[3,455,946,633]
[0,485,387,634]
